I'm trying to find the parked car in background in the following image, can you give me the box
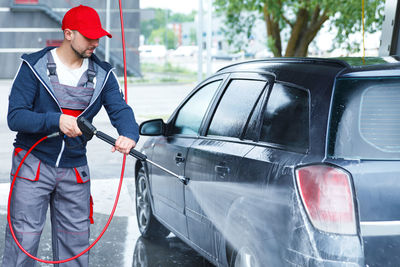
[135,57,400,267]
[171,45,198,57]
[139,45,167,59]
[254,48,273,58]
[211,49,244,61]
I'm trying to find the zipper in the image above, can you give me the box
[55,140,65,167]
[23,59,67,166]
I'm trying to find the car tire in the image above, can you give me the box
[135,167,170,239]
[230,244,261,267]
[227,236,262,267]
[225,217,281,267]
[227,230,282,267]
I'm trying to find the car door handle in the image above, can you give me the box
[215,165,230,178]
[175,153,185,164]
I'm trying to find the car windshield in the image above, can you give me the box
[328,76,400,160]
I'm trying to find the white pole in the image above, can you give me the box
[206,0,212,77]
[197,0,204,82]
[105,0,111,62]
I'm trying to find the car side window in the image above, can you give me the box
[207,79,266,138]
[171,80,222,135]
[260,83,309,151]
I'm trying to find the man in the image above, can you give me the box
[3,5,138,266]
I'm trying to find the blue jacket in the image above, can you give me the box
[8,47,139,168]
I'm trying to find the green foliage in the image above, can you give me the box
[214,0,384,56]
[141,8,196,47]
[169,10,196,23]
[134,62,197,87]
[329,0,384,52]
[141,9,168,42]
[148,28,178,49]
[267,36,279,56]
[189,28,197,45]
[141,62,196,75]
[335,57,387,66]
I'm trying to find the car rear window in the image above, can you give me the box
[328,77,400,160]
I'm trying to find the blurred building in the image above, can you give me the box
[0,0,140,79]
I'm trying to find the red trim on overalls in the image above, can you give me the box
[74,168,94,224]
[89,196,94,224]
[34,162,41,181]
[74,168,84,183]
[62,109,83,117]
[14,147,23,156]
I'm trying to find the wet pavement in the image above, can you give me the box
[0,180,213,266]
[0,79,214,266]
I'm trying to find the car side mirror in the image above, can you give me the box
[139,119,166,136]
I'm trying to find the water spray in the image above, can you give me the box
[77,116,190,185]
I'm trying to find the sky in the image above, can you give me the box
[140,0,198,14]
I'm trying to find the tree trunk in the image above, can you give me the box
[263,2,282,57]
[285,6,329,57]
[285,8,309,57]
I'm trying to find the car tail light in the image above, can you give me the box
[295,165,356,235]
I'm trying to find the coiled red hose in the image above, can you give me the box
[7,0,130,263]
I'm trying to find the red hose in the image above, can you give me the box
[118,0,128,102]
[7,134,128,264]
[7,0,130,263]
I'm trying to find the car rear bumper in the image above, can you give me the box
[285,248,363,267]
[362,235,400,266]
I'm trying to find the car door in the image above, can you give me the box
[150,75,226,238]
[232,82,310,264]
[184,73,271,258]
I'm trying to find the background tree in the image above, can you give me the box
[141,8,196,48]
[214,0,384,57]
[148,28,178,49]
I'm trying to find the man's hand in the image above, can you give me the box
[111,136,136,155]
[59,114,82,138]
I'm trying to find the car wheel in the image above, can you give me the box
[227,230,281,267]
[225,218,273,267]
[229,242,261,267]
[136,167,170,239]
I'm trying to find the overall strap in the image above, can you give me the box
[86,59,96,88]
[76,58,96,88]
[46,51,59,84]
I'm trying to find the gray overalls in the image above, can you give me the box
[3,52,96,267]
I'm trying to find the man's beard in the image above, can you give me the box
[71,44,91,59]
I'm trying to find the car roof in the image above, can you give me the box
[216,57,400,78]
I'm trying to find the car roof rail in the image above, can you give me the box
[216,57,351,73]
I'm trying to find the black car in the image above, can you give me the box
[135,58,400,267]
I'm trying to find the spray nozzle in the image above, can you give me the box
[179,176,190,185]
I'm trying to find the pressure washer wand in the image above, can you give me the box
[77,117,189,185]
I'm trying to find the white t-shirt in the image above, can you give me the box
[50,49,89,87]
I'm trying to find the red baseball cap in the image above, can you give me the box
[62,5,112,39]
